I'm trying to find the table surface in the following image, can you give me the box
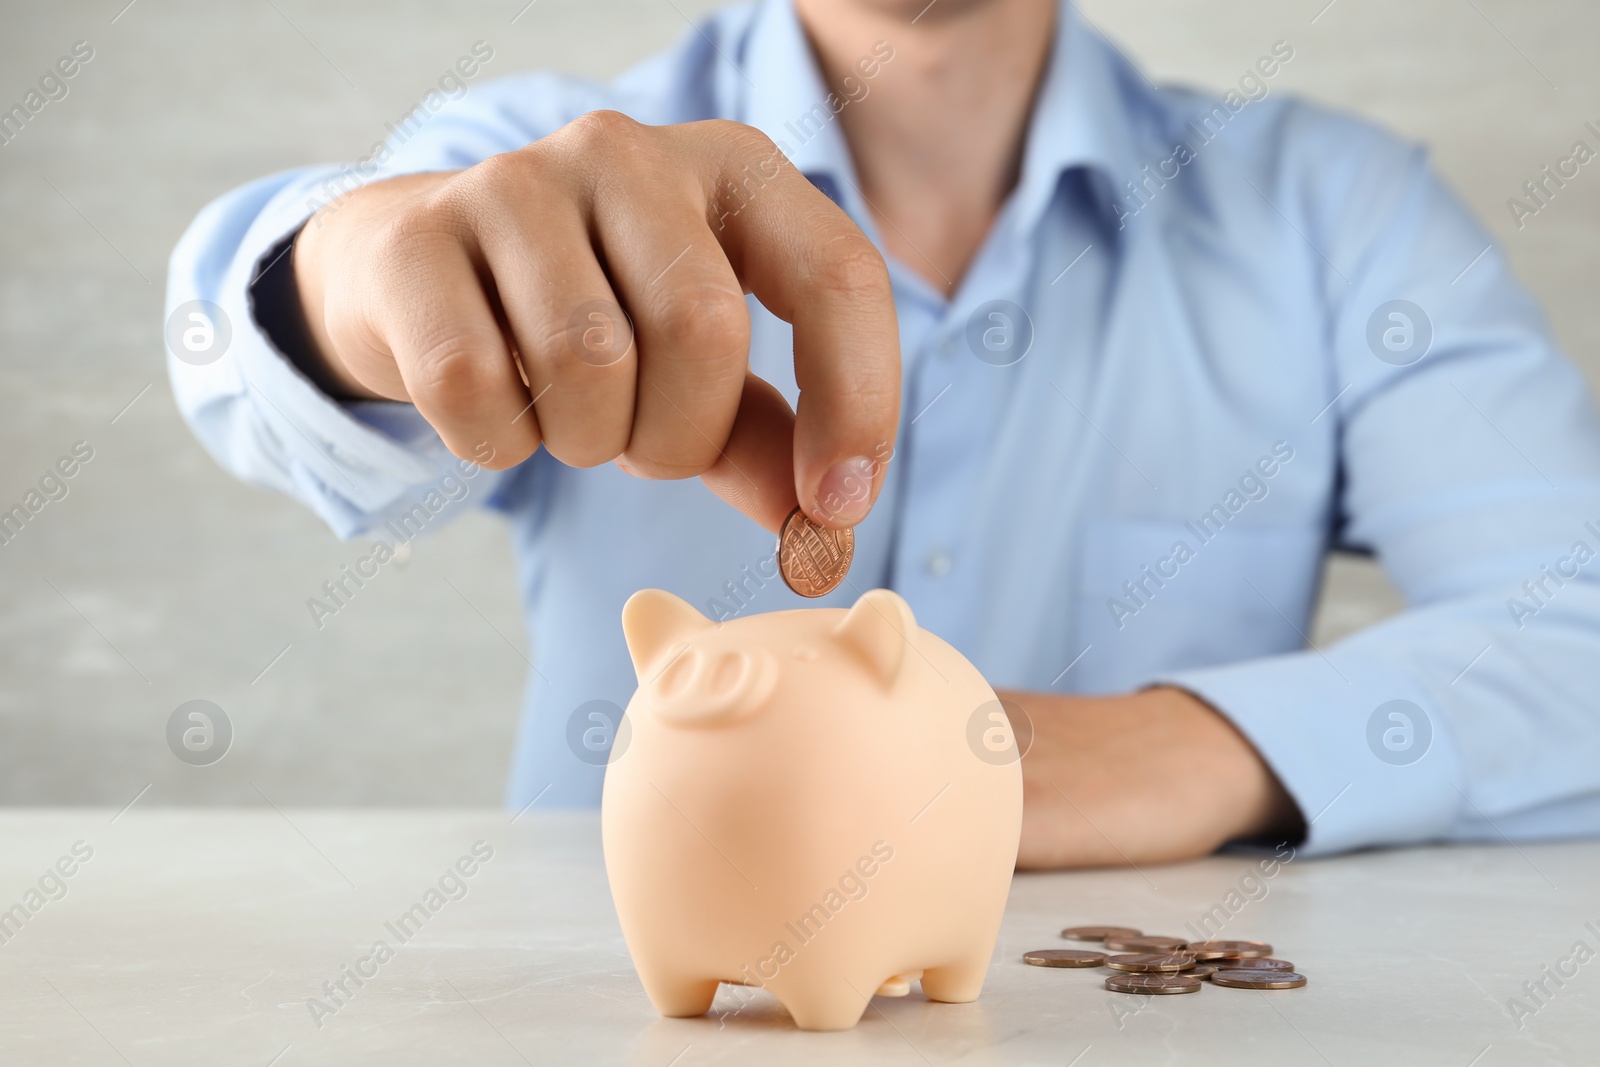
[0,810,1594,1066]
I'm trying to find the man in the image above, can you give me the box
[167,0,1600,867]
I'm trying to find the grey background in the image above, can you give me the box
[0,0,1593,805]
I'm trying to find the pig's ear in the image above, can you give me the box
[622,589,711,680]
[833,588,916,687]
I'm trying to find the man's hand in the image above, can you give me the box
[292,112,901,532]
[1004,686,1303,869]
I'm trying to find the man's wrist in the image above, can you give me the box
[1143,685,1304,844]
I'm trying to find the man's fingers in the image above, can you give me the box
[318,118,900,526]
[699,373,798,532]
[471,188,636,469]
[368,234,541,469]
[595,189,752,480]
[700,123,902,527]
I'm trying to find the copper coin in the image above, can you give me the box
[1104,935,1189,953]
[1023,949,1107,968]
[1105,973,1202,995]
[1187,963,1217,980]
[1211,969,1307,990]
[1215,956,1294,971]
[1104,953,1196,973]
[1188,940,1272,959]
[776,507,855,598]
[1061,925,1142,942]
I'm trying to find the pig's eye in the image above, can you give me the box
[791,645,818,661]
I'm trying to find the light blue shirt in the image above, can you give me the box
[167,0,1600,855]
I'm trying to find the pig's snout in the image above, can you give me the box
[649,644,778,727]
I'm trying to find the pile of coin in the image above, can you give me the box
[1023,925,1307,995]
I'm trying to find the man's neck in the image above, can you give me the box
[794,0,1058,296]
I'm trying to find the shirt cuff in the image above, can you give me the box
[1154,647,1466,857]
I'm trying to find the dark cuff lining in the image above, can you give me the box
[247,224,337,395]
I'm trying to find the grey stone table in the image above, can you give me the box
[0,810,1594,1065]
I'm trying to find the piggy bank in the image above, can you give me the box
[601,587,1022,1031]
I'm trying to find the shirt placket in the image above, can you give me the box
[885,219,1036,655]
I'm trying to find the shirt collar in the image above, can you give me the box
[1012,3,1145,234]
[736,0,1147,235]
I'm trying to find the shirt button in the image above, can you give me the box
[925,548,953,577]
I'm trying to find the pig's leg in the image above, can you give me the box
[920,951,990,1003]
[778,978,873,1031]
[636,965,719,1018]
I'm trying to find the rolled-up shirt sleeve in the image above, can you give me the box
[1160,143,1600,856]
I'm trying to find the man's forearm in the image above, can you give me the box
[1001,685,1303,869]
